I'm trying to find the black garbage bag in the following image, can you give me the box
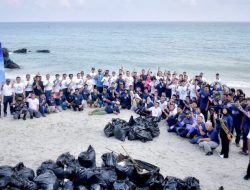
[131,160,160,187]
[23,180,38,190]
[127,127,138,141]
[183,177,201,190]
[104,123,115,137]
[34,170,59,190]
[115,155,135,180]
[75,185,88,190]
[2,187,21,190]
[9,174,26,189]
[112,180,136,190]
[145,173,164,190]
[0,166,14,177]
[90,184,103,190]
[56,152,76,167]
[147,125,160,138]
[128,116,136,126]
[53,165,77,180]
[78,145,96,168]
[102,153,117,167]
[0,176,11,189]
[134,126,153,143]
[14,162,35,181]
[36,160,58,176]
[114,125,127,142]
[96,168,117,188]
[112,118,128,126]
[74,168,97,186]
[58,180,74,190]
[74,167,117,188]
[163,176,187,190]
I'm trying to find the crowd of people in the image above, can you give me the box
[0,67,250,179]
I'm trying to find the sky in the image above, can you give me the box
[0,0,250,22]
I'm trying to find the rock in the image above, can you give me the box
[13,48,27,54]
[3,48,21,69]
[36,50,50,53]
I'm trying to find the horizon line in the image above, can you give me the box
[0,20,250,23]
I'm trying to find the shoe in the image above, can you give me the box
[236,143,240,147]
[18,115,21,120]
[42,114,46,117]
[30,115,33,119]
[239,151,248,155]
[4,113,7,117]
[219,154,224,158]
[206,152,213,156]
[244,175,250,180]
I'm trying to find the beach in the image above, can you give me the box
[0,109,249,190]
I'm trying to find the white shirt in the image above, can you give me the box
[75,78,84,89]
[24,80,33,92]
[53,79,61,92]
[67,79,75,91]
[149,106,162,117]
[125,76,134,89]
[86,79,94,91]
[43,79,53,91]
[169,84,177,97]
[13,82,25,94]
[27,98,39,111]
[177,85,188,100]
[89,72,96,85]
[2,84,13,96]
[189,84,200,99]
[60,79,68,89]
[101,76,110,87]
[109,76,117,85]
[159,101,168,110]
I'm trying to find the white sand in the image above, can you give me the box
[0,109,249,190]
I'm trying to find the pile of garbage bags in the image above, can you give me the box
[104,116,160,142]
[0,145,202,190]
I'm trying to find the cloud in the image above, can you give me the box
[181,0,198,6]
[59,0,86,8]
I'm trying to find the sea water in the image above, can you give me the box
[0,22,250,88]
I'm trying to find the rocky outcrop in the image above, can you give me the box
[3,48,21,69]
[36,50,50,53]
[13,48,27,54]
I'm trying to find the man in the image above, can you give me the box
[189,116,207,144]
[32,75,44,97]
[60,73,68,96]
[47,92,59,113]
[26,93,40,119]
[147,101,162,121]
[13,76,25,99]
[176,80,188,102]
[176,110,197,138]
[198,121,220,156]
[95,69,104,93]
[1,79,14,117]
[82,84,90,108]
[39,93,48,117]
[124,71,134,90]
[24,74,33,97]
[44,74,53,101]
[198,84,210,121]
[13,96,28,120]
[72,88,84,111]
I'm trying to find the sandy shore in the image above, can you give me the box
[0,109,249,190]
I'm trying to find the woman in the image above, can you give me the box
[215,107,233,159]
[244,131,250,180]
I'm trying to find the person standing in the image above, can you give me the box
[12,76,25,100]
[24,74,33,97]
[1,79,14,117]
[32,75,44,97]
[44,74,53,101]
[95,69,104,93]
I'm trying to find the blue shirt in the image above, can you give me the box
[199,89,210,110]
[95,74,104,87]
[208,129,220,144]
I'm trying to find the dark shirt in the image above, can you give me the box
[208,129,220,144]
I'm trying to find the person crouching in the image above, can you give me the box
[72,88,84,111]
[13,96,28,120]
[26,93,40,119]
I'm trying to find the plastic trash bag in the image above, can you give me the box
[0,166,14,178]
[114,125,127,142]
[0,176,11,189]
[115,157,135,180]
[78,145,96,168]
[89,183,103,190]
[183,177,201,190]
[163,176,187,190]
[34,170,58,190]
[112,180,136,190]
[104,123,115,137]
[56,152,76,167]
[36,160,58,176]
[75,185,88,190]
[58,180,74,190]
[14,162,35,181]
[101,153,117,167]
[134,127,153,143]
